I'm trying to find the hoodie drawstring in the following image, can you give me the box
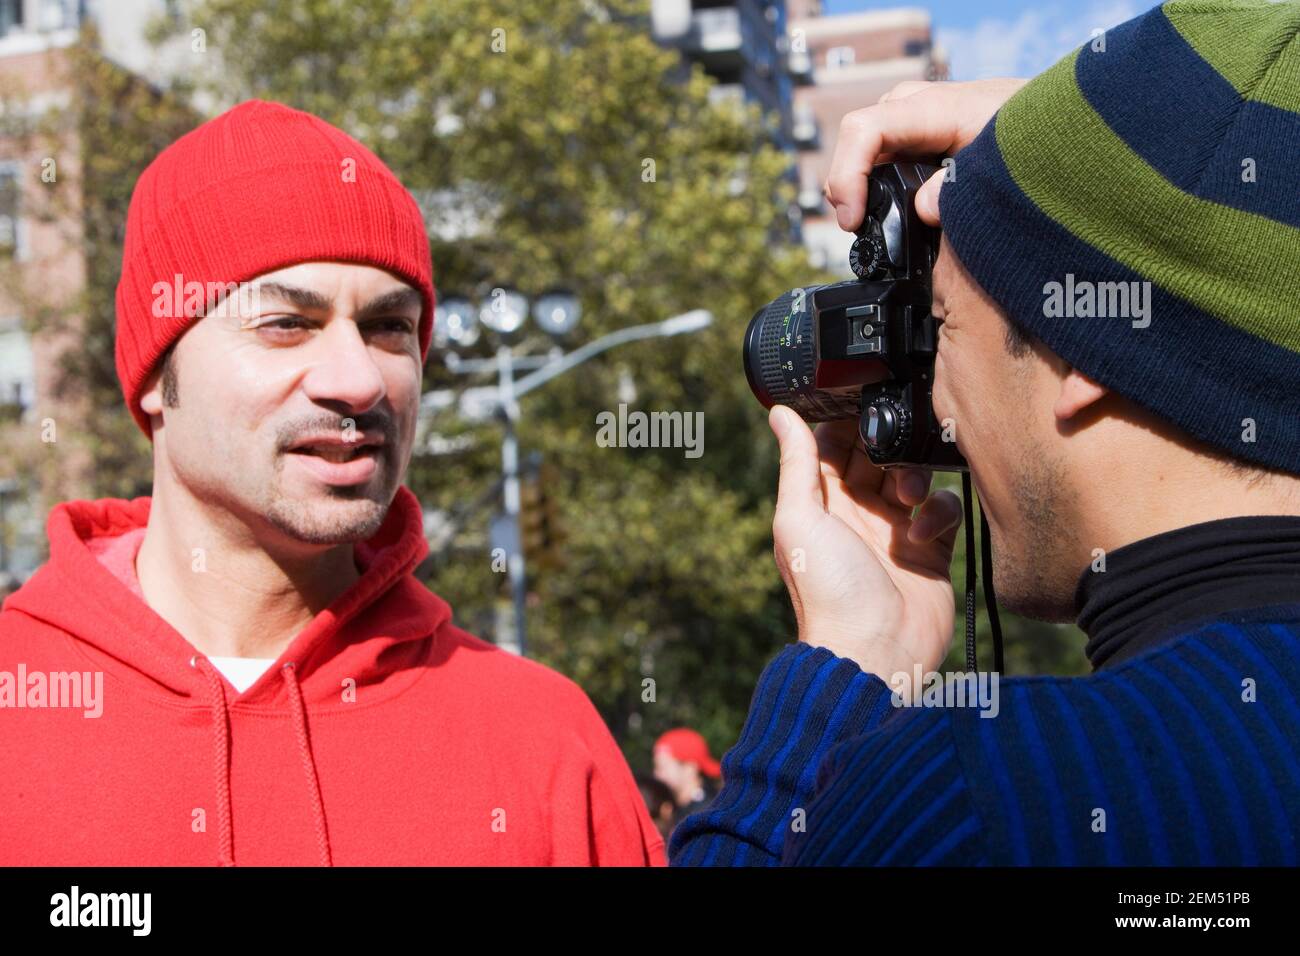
[192,655,236,867]
[280,662,333,867]
[190,656,333,866]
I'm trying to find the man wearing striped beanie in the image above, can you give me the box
[674,0,1300,865]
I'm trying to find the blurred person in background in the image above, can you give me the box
[654,728,722,828]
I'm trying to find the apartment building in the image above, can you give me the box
[650,0,810,239]
[786,0,948,272]
[650,0,948,272]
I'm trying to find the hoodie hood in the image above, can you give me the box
[7,484,450,706]
[5,484,452,865]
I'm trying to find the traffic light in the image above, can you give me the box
[520,473,544,557]
[536,462,566,569]
[520,462,566,571]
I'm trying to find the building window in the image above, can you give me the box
[0,319,35,423]
[39,0,77,32]
[0,166,21,259]
[825,45,855,70]
[0,0,25,38]
[0,166,21,260]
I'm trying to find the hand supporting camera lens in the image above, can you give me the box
[775,78,1026,681]
[769,408,963,682]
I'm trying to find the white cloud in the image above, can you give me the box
[936,0,1143,81]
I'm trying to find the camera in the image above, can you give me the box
[743,161,964,472]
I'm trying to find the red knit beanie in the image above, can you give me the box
[114,99,436,439]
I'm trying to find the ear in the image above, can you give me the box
[1054,368,1108,422]
[139,367,163,417]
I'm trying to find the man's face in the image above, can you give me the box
[929,236,1082,621]
[139,261,424,549]
[653,747,693,795]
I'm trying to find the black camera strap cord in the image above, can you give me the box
[961,473,1004,674]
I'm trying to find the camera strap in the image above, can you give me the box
[961,473,1004,674]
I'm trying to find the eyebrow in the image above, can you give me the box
[254,282,422,319]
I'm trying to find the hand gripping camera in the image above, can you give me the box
[743,162,963,472]
[743,162,1005,673]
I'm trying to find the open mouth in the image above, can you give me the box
[289,444,380,463]
[284,440,385,486]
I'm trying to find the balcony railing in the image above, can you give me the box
[670,1,780,76]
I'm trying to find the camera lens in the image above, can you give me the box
[744,289,804,405]
[743,287,863,423]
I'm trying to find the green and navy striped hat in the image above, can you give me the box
[940,0,1300,473]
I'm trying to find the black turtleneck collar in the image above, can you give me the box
[1074,515,1300,671]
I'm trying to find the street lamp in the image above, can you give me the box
[478,287,529,337]
[434,296,479,349]
[428,290,712,656]
[531,291,582,337]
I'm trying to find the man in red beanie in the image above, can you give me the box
[0,100,664,867]
[653,728,722,829]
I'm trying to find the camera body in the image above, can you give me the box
[743,161,964,471]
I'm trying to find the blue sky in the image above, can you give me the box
[820,0,1149,80]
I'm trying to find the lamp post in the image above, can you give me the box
[430,292,713,656]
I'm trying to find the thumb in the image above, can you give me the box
[769,406,823,518]
[915,168,944,226]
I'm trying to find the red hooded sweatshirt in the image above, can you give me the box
[0,486,666,866]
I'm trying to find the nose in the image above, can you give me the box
[299,320,388,414]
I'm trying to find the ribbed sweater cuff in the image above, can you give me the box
[669,642,896,865]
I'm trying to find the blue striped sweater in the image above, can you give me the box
[669,607,1300,865]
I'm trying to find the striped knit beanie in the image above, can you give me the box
[939,0,1300,473]
[114,99,436,439]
